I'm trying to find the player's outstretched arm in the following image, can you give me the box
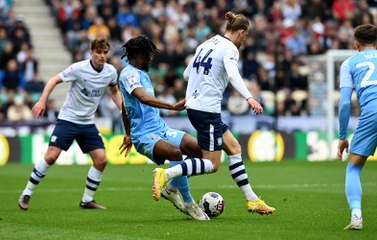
[31,74,62,118]
[132,87,182,110]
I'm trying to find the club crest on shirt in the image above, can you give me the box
[128,75,138,87]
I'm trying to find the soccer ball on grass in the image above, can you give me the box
[198,192,225,218]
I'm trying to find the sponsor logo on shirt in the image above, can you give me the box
[192,89,200,99]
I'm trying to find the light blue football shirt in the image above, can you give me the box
[118,63,167,141]
[339,49,377,139]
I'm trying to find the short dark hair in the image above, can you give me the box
[354,24,377,46]
[91,37,110,51]
[121,35,159,61]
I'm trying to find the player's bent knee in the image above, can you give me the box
[44,155,58,165]
[93,157,107,170]
[169,148,183,160]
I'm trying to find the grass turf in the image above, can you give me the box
[0,160,376,240]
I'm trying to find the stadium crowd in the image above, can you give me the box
[0,0,375,125]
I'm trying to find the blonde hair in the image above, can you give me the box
[224,11,250,33]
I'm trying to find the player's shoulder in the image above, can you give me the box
[104,62,117,71]
[120,64,141,80]
[68,59,89,70]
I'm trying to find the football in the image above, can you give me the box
[198,192,225,218]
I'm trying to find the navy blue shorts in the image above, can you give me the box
[187,109,229,151]
[49,119,104,153]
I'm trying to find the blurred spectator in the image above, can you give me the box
[352,0,374,27]
[194,19,211,42]
[8,16,30,53]
[97,0,117,23]
[227,87,250,116]
[285,24,307,56]
[257,66,273,91]
[241,50,259,81]
[0,101,6,121]
[301,0,327,21]
[117,4,138,28]
[170,4,190,32]
[332,0,355,22]
[87,16,110,40]
[0,41,15,70]
[107,16,122,43]
[337,20,354,49]
[42,99,58,122]
[0,0,12,20]
[24,72,44,94]
[157,87,178,117]
[288,61,308,91]
[172,78,186,101]
[7,94,32,121]
[1,58,25,92]
[281,0,302,21]
[20,46,38,84]
[0,26,10,56]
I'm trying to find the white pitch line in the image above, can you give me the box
[1,182,376,194]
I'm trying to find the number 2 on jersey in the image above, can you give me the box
[193,48,213,75]
[358,61,377,87]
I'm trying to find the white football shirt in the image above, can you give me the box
[58,60,118,124]
[184,34,240,113]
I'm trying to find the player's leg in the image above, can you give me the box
[222,130,275,215]
[153,138,209,220]
[156,109,224,182]
[18,146,62,210]
[18,119,72,210]
[153,139,188,202]
[343,153,366,230]
[344,115,376,229]
[153,124,215,199]
[77,124,107,209]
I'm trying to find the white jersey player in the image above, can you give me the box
[18,37,122,210]
[153,12,275,215]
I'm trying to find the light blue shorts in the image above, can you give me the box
[350,111,377,157]
[133,127,185,165]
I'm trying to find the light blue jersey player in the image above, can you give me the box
[338,24,377,230]
[118,36,209,220]
[119,63,182,163]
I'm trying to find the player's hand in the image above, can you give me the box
[337,139,349,161]
[247,97,263,115]
[31,101,46,118]
[173,99,186,111]
[119,135,132,157]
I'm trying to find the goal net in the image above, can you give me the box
[304,49,357,158]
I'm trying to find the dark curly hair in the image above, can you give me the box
[121,35,159,61]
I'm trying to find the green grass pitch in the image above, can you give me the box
[0,161,376,240]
